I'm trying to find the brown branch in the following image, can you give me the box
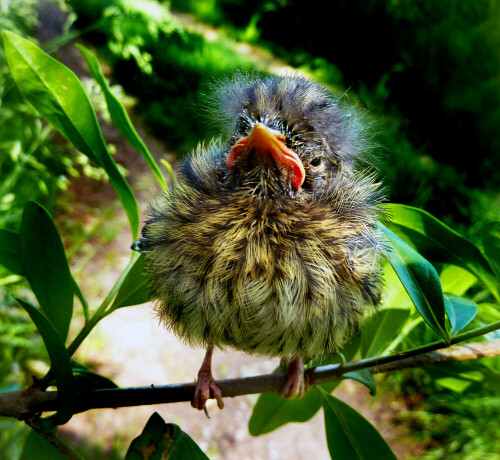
[1,339,499,420]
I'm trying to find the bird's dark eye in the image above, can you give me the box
[309,157,323,167]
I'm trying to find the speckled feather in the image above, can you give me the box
[140,75,385,360]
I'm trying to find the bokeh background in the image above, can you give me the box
[1,0,499,458]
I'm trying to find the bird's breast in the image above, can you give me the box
[144,187,382,358]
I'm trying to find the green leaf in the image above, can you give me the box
[425,361,491,393]
[73,369,118,390]
[360,308,411,358]
[380,224,448,341]
[0,228,23,275]
[320,389,397,460]
[21,430,68,460]
[20,202,73,342]
[14,297,75,428]
[125,412,208,460]
[439,264,478,296]
[250,338,363,436]
[473,222,500,280]
[385,204,499,301]
[344,369,376,396]
[77,44,169,191]
[249,383,336,436]
[2,31,139,238]
[110,252,149,309]
[477,303,500,324]
[444,294,478,336]
[70,359,118,390]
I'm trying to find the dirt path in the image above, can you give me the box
[37,5,425,459]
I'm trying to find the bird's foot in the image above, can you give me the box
[279,355,306,399]
[192,347,224,411]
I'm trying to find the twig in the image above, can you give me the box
[1,339,499,419]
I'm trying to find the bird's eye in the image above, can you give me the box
[309,157,323,167]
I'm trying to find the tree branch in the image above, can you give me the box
[1,339,499,420]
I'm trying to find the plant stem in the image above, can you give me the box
[67,252,140,356]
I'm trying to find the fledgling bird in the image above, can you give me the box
[133,75,385,410]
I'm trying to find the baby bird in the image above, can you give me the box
[133,75,384,410]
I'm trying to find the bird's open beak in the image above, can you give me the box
[226,123,305,189]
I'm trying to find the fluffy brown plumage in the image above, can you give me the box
[134,75,385,408]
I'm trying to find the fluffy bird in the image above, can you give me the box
[133,75,384,410]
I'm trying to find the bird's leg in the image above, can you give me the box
[192,346,224,410]
[279,354,306,399]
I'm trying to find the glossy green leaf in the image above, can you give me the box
[125,412,208,460]
[249,381,338,436]
[14,297,74,428]
[110,252,150,309]
[344,369,376,396]
[77,44,169,191]
[380,224,448,341]
[360,308,411,358]
[20,202,73,341]
[385,204,499,301]
[381,261,414,309]
[439,264,478,296]
[21,430,68,460]
[320,389,397,460]
[444,294,478,336]
[2,31,139,238]
[250,337,364,436]
[0,228,23,275]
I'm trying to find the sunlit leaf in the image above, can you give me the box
[2,31,139,238]
[77,44,169,191]
[425,361,492,393]
[20,202,73,341]
[14,297,74,428]
[320,388,397,460]
[439,264,478,296]
[385,204,499,301]
[110,252,150,309]
[444,294,478,336]
[380,224,448,341]
[125,412,208,460]
[0,228,23,275]
[360,308,411,358]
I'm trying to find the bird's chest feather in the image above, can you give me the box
[144,188,381,357]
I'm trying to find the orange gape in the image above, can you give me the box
[226,123,305,190]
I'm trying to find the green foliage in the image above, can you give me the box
[3,30,140,239]
[176,0,500,232]
[13,297,75,429]
[1,25,499,460]
[69,0,263,152]
[320,388,397,460]
[125,412,209,460]
[381,224,448,340]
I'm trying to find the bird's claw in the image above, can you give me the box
[192,377,224,411]
[279,355,306,399]
[192,368,224,411]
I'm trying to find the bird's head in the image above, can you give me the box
[213,75,364,200]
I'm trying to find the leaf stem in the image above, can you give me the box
[67,252,139,356]
[314,319,500,383]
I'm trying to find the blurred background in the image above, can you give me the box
[1,0,499,458]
